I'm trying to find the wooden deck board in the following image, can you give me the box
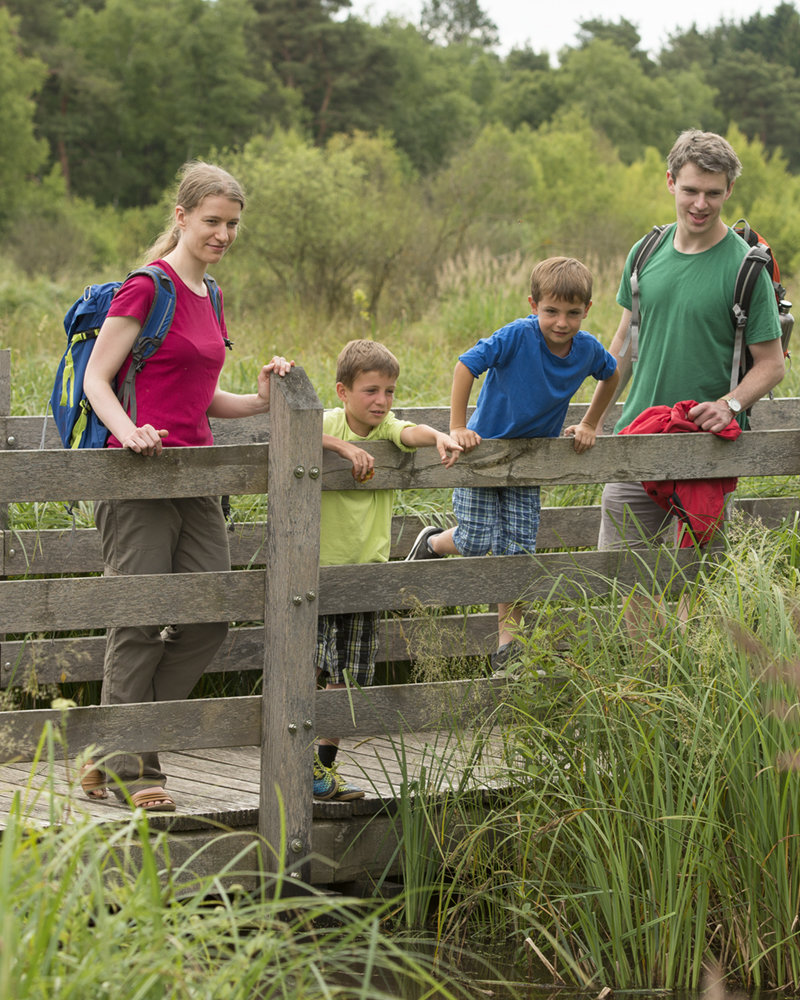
[0,729,514,882]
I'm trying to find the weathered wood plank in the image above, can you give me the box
[0,679,518,759]
[0,570,262,632]
[5,496,798,579]
[0,544,707,633]
[258,368,321,874]
[318,547,706,615]
[4,427,800,503]
[319,428,800,490]
[9,412,272,451]
[0,442,269,502]
[8,396,800,451]
[1,612,503,686]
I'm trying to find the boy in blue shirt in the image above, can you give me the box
[406,256,619,671]
[314,339,462,800]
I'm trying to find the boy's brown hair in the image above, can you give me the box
[336,339,400,387]
[529,257,593,306]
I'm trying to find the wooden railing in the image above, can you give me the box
[2,346,800,879]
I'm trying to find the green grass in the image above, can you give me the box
[375,514,800,990]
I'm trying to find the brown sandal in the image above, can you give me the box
[130,786,176,812]
[80,762,108,800]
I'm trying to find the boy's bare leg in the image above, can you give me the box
[498,601,523,649]
[315,670,342,750]
[427,527,459,556]
[319,681,343,750]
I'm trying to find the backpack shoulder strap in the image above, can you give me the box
[622,224,673,364]
[116,265,177,423]
[203,274,233,349]
[729,243,771,394]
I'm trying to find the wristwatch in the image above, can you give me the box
[721,395,743,415]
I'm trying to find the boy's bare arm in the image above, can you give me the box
[400,425,463,468]
[564,367,621,454]
[449,361,481,451]
[323,433,375,482]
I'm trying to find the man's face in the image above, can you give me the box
[667,163,733,239]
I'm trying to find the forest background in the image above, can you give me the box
[5,0,800,410]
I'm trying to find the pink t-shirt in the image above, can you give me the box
[105,260,228,448]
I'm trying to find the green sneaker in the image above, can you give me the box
[313,755,339,800]
[329,762,365,801]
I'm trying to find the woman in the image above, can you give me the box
[82,161,293,811]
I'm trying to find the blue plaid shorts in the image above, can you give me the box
[314,611,379,686]
[452,485,541,556]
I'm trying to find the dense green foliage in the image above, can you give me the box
[8,0,800,198]
[4,1,800,331]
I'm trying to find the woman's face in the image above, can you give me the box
[175,195,242,266]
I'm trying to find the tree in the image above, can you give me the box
[247,0,399,142]
[419,0,498,48]
[710,51,800,170]
[0,9,47,219]
[226,130,422,315]
[35,0,275,206]
[576,16,653,71]
[555,39,718,164]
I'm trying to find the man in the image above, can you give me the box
[595,129,785,554]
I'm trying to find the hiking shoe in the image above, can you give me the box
[405,526,443,561]
[490,639,524,678]
[329,763,365,801]
[313,755,339,800]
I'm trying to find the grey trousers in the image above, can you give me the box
[93,496,230,797]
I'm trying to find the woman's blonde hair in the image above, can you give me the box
[143,161,246,261]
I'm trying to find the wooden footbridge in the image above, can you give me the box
[1,347,799,887]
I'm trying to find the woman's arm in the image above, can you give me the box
[207,357,295,419]
[83,315,169,455]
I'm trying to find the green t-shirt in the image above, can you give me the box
[320,408,415,566]
[616,226,781,432]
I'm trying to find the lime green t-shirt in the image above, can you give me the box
[616,226,781,432]
[320,408,416,566]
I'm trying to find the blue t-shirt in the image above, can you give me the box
[459,315,617,439]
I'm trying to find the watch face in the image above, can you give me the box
[728,398,742,413]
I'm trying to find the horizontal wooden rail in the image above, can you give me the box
[5,396,800,451]
[1,613,506,687]
[2,427,800,504]
[3,497,798,579]
[0,678,522,758]
[1,547,705,634]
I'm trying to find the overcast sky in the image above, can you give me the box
[349,0,776,58]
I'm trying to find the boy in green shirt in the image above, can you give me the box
[313,339,462,801]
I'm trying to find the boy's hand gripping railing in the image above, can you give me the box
[258,367,322,884]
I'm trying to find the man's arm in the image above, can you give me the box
[689,337,785,432]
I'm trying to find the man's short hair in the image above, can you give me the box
[667,130,742,187]
[336,339,400,387]
[530,257,593,306]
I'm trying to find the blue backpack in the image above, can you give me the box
[50,266,222,448]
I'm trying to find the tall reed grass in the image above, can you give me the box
[379,514,800,991]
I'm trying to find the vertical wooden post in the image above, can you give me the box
[0,350,10,679]
[0,349,10,533]
[259,368,322,885]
